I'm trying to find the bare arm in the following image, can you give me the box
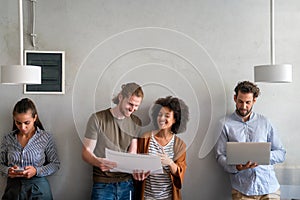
[128,138,137,153]
[81,137,116,171]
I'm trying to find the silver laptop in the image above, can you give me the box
[226,142,271,165]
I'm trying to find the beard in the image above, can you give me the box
[119,107,131,117]
[122,110,132,117]
[120,106,133,118]
[236,106,252,117]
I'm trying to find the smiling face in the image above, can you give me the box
[118,94,142,117]
[157,107,176,131]
[14,110,37,135]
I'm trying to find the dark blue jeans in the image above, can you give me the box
[2,177,53,200]
[91,179,134,200]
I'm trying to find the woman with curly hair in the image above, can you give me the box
[135,96,189,200]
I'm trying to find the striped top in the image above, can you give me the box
[0,127,60,177]
[144,134,174,200]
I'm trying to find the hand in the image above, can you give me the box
[132,170,150,181]
[97,158,117,171]
[158,153,174,166]
[23,166,37,179]
[8,165,36,179]
[236,161,258,171]
[8,165,25,178]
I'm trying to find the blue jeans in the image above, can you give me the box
[2,177,53,200]
[91,179,134,200]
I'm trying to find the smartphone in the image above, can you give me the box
[14,168,24,173]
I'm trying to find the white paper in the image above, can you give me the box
[105,148,163,174]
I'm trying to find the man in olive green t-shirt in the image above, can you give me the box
[82,82,144,200]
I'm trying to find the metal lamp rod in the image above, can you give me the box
[270,0,275,65]
[19,0,24,65]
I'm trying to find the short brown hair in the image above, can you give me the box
[234,81,260,98]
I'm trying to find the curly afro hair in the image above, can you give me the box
[151,96,189,134]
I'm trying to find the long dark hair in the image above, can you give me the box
[12,98,45,131]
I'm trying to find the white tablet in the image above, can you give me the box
[226,142,271,165]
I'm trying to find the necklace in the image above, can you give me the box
[155,131,173,147]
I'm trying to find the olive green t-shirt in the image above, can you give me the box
[85,108,141,183]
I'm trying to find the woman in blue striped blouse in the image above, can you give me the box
[0,98,60,200]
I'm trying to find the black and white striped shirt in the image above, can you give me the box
[0,127,60,177]
[144,134,174,200]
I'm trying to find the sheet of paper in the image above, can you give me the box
[105,148,163,174]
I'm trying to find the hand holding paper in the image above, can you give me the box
[97,157,117,171]
[132,170,150,181]
[158,153,174,166]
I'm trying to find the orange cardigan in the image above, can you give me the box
[136,132,187,200]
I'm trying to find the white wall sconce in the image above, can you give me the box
[1,65,41,84]
[254,0,292,83]
[0,0,41,85]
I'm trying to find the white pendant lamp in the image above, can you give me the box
[0,0,41,84]
[254,0,292,83]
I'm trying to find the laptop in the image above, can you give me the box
[226,142,271,165]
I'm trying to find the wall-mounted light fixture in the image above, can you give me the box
[0,0,41,84]
[254,0,292,83]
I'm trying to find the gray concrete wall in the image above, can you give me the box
[1,0,300,199]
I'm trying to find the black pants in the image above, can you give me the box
[2,176,53,200]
